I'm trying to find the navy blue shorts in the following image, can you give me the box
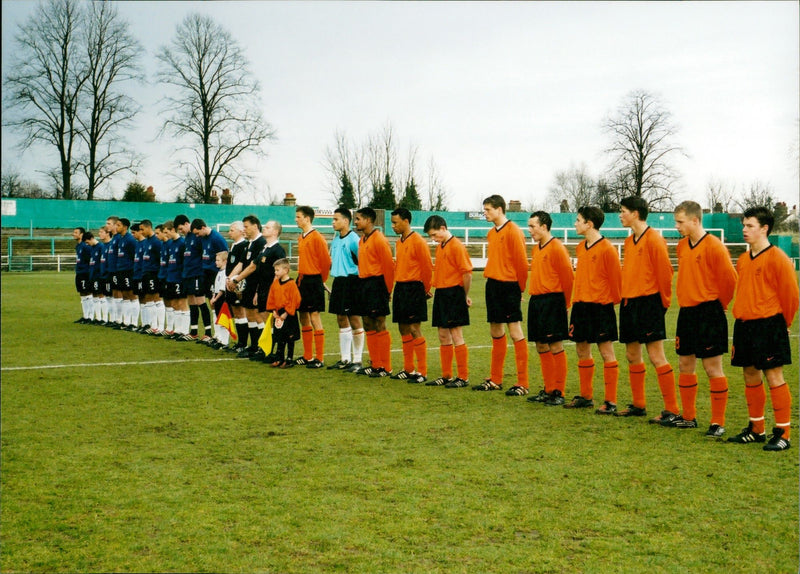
[618,293,667,344]
[675,300,728,358]
[485,278,523,324]
[731,314,792,370]
[569,301,618,343]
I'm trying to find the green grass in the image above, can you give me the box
[1,272,798,573]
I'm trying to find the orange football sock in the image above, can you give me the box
[439,343,454,379]
[491,335,507,383]
[401,334,414,373]
[709,376,728,427]
[539,351,555,394]
[513,338,529,389]
[770,383,792,440]
[365,330,377,368]
[413,337,427,377]
[578,358,595,400]
[313,329,325,362]
[678,373,698,421]
[629,362,647,409]
[603,360,619,404]
[656,363,680,414]
[745,380,767,435]
[552,349,566,394]
[379,330,392,372]
[301,326,313,360]
[454,343,469,381]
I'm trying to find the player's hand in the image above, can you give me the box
[324,283,332,294]
[466,296,472,307]
[425,291,432,300]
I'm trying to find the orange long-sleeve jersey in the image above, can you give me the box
[432,235,473,289]
[528,237,574,308]
[395,231,433,292]
[621,227,673,308]
[266,277,302,316]
[733,245,799,327]
[297,229,332,282]
[573,237,621,305]
[483,220,528,292]
[676,233,737,308]
[359,229,395,293]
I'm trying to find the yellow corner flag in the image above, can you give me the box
[258,314,273,353]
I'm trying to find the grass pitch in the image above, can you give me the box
[1,272,798,573]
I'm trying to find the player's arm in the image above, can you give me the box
[712,241,738,309]
[555,244,575,308]
[316,235,332,282]
[605,246,623,304]
[418,237,434,294]
[775,252,800,328]
[652,236,673,308]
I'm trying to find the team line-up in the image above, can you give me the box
[71,196,799,452]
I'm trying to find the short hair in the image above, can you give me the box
[140,219,153,229]
[242,214,261,231]
[163,221,175,231]
[295,205,315,221]
[273,257,290,269]
[119,217,131,229]
[264,220,282,236]
[190,218,207,231]
[391,207,412,223]
[229,221,244,232]
[215,251,229,261]
[155,224,164,232]
[577,206,605,230]
[530,211,552,231]
[334,207,352,221]
[423,215,448,233]
[173,214,190,227]
[74,226,86,235]
[674,200,703,220]
[130,223,140,232]
[620,197,649,221]
[483,195,506,213]
[83,231,94,241]
[106,216,119,224]
[356,207,377,223]
[742,206,775,236]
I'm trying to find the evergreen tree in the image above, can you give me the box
[338,172,356,209]
[369,172,396,209]
[122,180,153,202]
[398,178,422,211]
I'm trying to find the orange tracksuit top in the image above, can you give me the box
[676,233,737,309]
[359,228,395,293]
[573,237,621,305]
[432,235,473,289]
[266,277,302,315]
[732,245,799,327]
[483,220,528,293]
[528,236,574,308]
[621,226,673,309]
[297,229,331,282]
[395,231,433,293]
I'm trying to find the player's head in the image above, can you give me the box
[674,200,702,220]
[263,220,282,238]
[130,222,141,238]
[482,194,506,213]
[173,214,190,230]
[390,208,412,236]
[215,250,228,269]
[295,205,315,222]
[355,207,377,231]
[82,231,94,242]
[273,257,291,277]
[334,207,352,221]
[576,206,604,230]
[424,215,449,243]
[190,218,207,233]
[72,227,85,241]
[333,207,352,232]
[742,206,775,236]
[242,214,262,237]
[118,218,131,232]
[529,211,552,231]
[105,216,119,233]
[620,196,649,221]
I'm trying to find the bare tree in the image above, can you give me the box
[603,90,686,210]
[547,163,596,211]
[425,156,449,211]
[79,2,143,200]
[323,130,369,207]
[3,0,88,199]
[156,13,275,204]
[705,177,737,213]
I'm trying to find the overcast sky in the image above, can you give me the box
[2,1,798,210]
